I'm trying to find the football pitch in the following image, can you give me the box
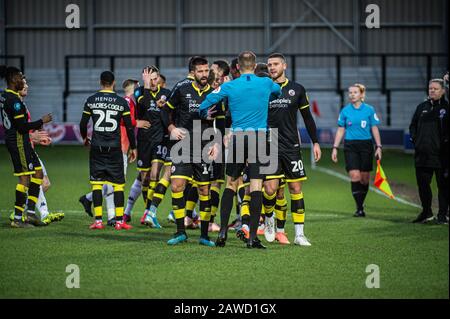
[0,145,448,299]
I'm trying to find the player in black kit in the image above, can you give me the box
[1,65,53,228]
[135,66,171,228]
[164,56,219,247]
[263,53,322,246]
[79,71,137,230]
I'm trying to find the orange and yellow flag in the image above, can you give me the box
[374,160,394,199]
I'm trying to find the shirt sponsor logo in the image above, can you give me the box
[189,101,201,113]
[270,98,292,109]
[148,101,160,112]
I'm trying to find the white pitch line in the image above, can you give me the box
[314,166,421,209]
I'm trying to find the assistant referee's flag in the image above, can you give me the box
[374,160,394,199]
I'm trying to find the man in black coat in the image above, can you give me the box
[409,78,449,224]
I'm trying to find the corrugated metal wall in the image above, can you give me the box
[3,0,447,68]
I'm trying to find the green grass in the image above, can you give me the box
[318,147,427,188]
[0,145,448,298]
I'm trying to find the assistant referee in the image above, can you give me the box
[331,83,382,217]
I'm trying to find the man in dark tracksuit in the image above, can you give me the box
[409,79,449,224]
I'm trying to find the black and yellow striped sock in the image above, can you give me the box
[14,184,28,220]
[263,189,277,218]
[145,180,158,210]
[291,192,305,225]
[113,184,125,221]
[141,183,149,206]
[92,184,103,221]
[183,182,192,200]
[210,186,220,223]
[26,176,43,214]
[275,197,288,230]
[241,194,251,226]
[172,191,186,233]
[237,185,246,217]
[185,184,198,218]
[151,178,170,208]
[199,194,211,238]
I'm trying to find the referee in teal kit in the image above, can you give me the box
[331,83,382,217]
[199,51,281,249]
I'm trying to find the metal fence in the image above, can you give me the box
[62,52,448,123]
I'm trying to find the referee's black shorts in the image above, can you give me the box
[226,131,275,180]
[343,139,374,172]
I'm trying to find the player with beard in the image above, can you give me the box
[164,57,219,247]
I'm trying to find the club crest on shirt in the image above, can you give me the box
[213,87,221,94]
[288,89,295,96]
[14,102,21,111]
[440,109,446,118]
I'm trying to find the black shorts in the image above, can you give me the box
[6,139,42,176]
[210,141,225,182]
[137,140,168,171]
[344,140,374,172]
[210,162,225,182]
[162,137,173,166]
[90,146,125,185]
[225,132,273,180]
[265,146,307,182]
[170,162,211,185]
